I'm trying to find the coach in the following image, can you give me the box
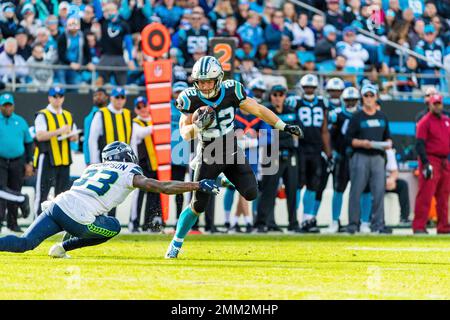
[0,93,33,231]
[346,84,392,234]
[413,94,450,234]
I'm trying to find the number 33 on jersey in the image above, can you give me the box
[176,79,247,140]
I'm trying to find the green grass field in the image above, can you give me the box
[0,234,449,300]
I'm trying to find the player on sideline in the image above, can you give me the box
[166,56,303,258]
[0,142,220,258]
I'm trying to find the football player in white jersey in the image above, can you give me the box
[0,142,220,258]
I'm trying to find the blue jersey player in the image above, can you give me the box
[166,56,303,258]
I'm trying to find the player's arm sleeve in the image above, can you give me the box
[127,165,144,188]
[233,80,247,104]
[88,112,103,164]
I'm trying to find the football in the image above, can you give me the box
[192,106,215,129]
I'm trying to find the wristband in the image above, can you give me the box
[274,120,286,131]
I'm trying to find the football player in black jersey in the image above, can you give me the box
[326,86,360,233]
[313,77,345,218]
[166,56,303,258]
[287,74,332,233]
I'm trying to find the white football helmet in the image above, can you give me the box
[191,56,224,99]
[342,87,360,100]
[249,78,266,92]
[325,77,345,91]
[298,74,319,88]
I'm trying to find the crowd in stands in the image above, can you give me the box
[0,0,448,95]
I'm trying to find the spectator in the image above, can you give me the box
[272,35,294,68]
[279,51,301,89]
[208,0,233,35]
[82,31,102,84]
[154,0,184,34]
[80,4,96,33]
[0,93,33,232]
[0,3,20,39]
[389,55,419,93]
[414,24,444,87]
[291,12,315,51]
[56,16,88,87]
[385,21,411,72]
[127,38,145,86]
[237,10,264,57]
[26,43,54,90]
[94,1,134,86]
[199,0,217,15]
[34,26,58,64]
[314,24,337,63]
[255,43,275,71]
[310,14,325,42]
[237,57,262,88]
[236,0,250,26]
[57,1,70,29]
[264,10,292,51]
[0,37,28,84]
[410,19,425,48]
[282,1,297,30]
[45,15,61,40]
[34,0,59,22]
[325,0,345,33]
[219,15,242,47]
[343,0,363,26]
[414,94,450,234]
[336,26,369,70]
[170,48,188,83]
[120,0,153,34]
[384,148,411,225]
[19,3,41,38]
[346,84,392,234]
[15,27,32,61]
[178,11,214,67]
[302,54,317,72]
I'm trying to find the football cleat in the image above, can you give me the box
[325,220,340,234]
[48,243,71,259]
[165,242,181,259]
[299,218,320,233]
[19,194,30,219]
[359,222,371,234]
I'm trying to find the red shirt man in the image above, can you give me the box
[414,94,450,234]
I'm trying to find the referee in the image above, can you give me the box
[346,84,392,234]
[34,87,78,216]
[414,94,450,234]
[0,93,33,232]
[88,87,132,217]
[129,96,162,232]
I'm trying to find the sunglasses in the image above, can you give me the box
[53,94,64,98]
[115,95,126,99]
[363,93,375,98]
[135,104,147,110]
[271,92,285,97]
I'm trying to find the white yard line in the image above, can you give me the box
[346,247,450,252]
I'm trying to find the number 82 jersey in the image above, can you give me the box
[176,80,247,143]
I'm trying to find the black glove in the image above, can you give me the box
[422,163,433,180]
[285,124,304,138]
[199,179,220,195]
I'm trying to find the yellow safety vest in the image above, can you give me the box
[99,107,132,150]
[33,108,73,167]
[133,117,158,171]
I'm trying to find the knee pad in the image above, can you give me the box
[191,200,206,215]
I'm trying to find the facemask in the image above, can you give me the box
[346,106,357,113]
[330,98,341,105]
[303,94,315,100]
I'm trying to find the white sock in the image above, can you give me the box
[230,215,239,227]
[303,214,314,222]
[244,215,253,225]
[224,211,231,224]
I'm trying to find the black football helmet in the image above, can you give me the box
[101,141,138,164]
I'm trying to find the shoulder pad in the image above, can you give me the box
[130,165,144,176]
[176,88,197,112]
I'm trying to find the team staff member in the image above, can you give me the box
[34,87,79,216]
[89,87,132,217]
[414,94,450,234]
[129,96,162,232]
[255,84,302,233]
[83,88,109,166]
[346,84,392,234]
[0,93,33,232]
